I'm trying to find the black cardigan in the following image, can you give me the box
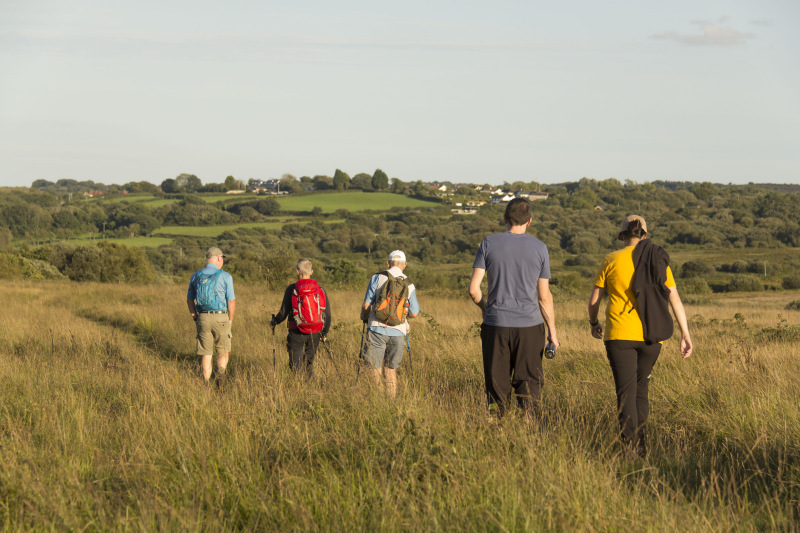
[631,239,673,344]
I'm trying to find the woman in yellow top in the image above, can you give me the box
[588,215,692,458]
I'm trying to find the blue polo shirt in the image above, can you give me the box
[187,264,235,311]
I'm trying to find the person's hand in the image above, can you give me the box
[548,334,561,350]
[321,336,327,343]
[191,312,197,321]
[270,316,276,329]
[680,334,693,358]
[590,322,603,339]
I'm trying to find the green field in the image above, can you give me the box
[68,236,175,248]
[198,194,249,203]
[100,194,159,204]
[275,191,438,212]
[153,219,344,238]
[153,221,288,238]
[94,191,439,213]
[97,195,175,206]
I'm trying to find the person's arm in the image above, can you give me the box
[272,285,293,326]
[360,301,371,322]
[468,268,487,317]
[322,289,331,340]
[187,277,197,320]
[668,286,693,358]
[407,287,420,319]
[588,285,605,339]
[361,275,378,322]
[537,278,559,348]
[227,300,236,324]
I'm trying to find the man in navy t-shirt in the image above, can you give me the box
[468,198,560,419]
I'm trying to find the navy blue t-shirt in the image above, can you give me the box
[473,231,551,328]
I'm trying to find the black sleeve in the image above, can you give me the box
[322,288,332,336]
[273,284,295,325]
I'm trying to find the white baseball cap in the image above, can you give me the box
[388,250,407,262]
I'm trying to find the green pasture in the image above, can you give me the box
[153,221,287,238]
[91,191,438,212]
[93,195,177,207]
[153,218,342,238]
[198,194,251,203]
[275,191,438,213]
[64,236,174,248]
[99,195,159,204]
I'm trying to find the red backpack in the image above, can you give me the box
[291,279,326,334]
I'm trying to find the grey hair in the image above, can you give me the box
[296,259,313,275]
[389,260,406,268]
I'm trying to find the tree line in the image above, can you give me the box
[2,178,800,295]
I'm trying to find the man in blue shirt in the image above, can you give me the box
[468,198,560,419]
[360,250,420,397]
[187,246,236,387]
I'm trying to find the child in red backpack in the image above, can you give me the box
[270,259,332,379]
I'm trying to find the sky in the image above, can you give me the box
[1,0,799,188]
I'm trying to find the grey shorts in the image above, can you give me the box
[363,330,406,369]
[195,313,231,356]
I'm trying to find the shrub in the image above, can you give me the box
[551,272,587,297]
[786,300,800,311]
[564,254,596,267]
[679,277,711,295]
[725,275,763,293]
[678,260,715,278]
[781,275,800,290]
[326,259,366,288]
[49,242,155,283]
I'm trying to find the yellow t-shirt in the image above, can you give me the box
[594,246,675,342]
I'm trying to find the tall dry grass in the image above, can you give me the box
[0,280,798,531]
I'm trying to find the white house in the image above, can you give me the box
[491,194,516,204]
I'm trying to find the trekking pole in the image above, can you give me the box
[310,337,324,379]
[271,314,276,375]
[405,333,415,384]
[321,338,341,380]
[356,321,366,384]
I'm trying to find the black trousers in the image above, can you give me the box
[604,340,662,449]
[287,329,320,378]
[481,323,547,417]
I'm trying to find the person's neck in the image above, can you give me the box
[625,237,644,247]
[298,275,312,280]
[507,225,527,235]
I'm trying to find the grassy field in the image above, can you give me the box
[95,191,440,212]
[153,221,290,238]
[274,191,439,213]
[98,195,176,207]
[1,280,798,530]
[153,219,343,238]
[66,236,175,248]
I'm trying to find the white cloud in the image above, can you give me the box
[654,20,755,46]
